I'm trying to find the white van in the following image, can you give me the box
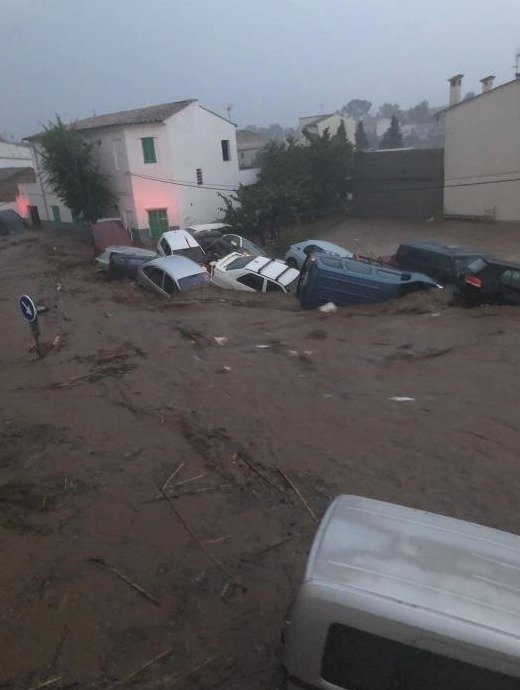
[283,495,520,689]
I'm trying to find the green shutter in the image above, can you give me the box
[51,205,61,224]
[147,209,169,239]
[141,137,157,164]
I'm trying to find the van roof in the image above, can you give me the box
[398,241,485,257]
[307,495,520,641]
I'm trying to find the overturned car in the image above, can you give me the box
[298,254,441,310]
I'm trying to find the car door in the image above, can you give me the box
[141,265,167,296]
[235,272,265,292]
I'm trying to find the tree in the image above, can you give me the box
[355,121,369,150]
[39,117,115,223]
[379,115,403,149]
[405,100,431,124]
[342,99,371,120]
[219,127,353,244]
[377,103,401,119]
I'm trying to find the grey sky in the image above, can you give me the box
[2,0,520,139]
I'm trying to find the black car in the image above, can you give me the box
[393,242,487,285]
[0,209,28,235]
[107,252,154,281]
[458,257,520,306]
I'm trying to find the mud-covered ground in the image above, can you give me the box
[1,218,520,689]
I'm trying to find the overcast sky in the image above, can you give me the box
[2,0,520,139]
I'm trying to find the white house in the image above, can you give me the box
[0,137,33,169]
[297,112,356,144]
[23,99,241,236]
[440,74,520,221]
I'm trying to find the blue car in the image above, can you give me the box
[298,254,440,310]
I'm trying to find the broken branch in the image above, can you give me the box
[28,678,63,690]
[277,467,317,522]
[88,558,161,607]
[109,648,173,688]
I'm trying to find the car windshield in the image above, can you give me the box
[241,238,263,254]
[174,247,205,263]
[177,272,209,291]
[225,256,252,270]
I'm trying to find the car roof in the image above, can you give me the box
[475,257,520,270]
[245,255,300,285]
[399,241,485,257]
[160,229,200,249]
[298,239,352,255]
[188,223,230,233]
[307,495,520,641]
[145,255,205,279]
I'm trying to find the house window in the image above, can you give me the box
[141,137,157,164]
[221,139,231,161]
[196,168,203,185]
[113,139,125,170]
[147,209,169,239]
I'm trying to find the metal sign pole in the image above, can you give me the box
[19,294,43,358]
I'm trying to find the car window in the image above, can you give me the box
[163,274,178,295]
[321,623,519,690]
[236,273,264,291]
[160,238,171,255]
[143,266,164,287]
[303,244,323,256]
[225,256,252,270]
[501,269,520,289]
[178,272,209,291]
[242,238,262,254]
[265,279,284,292]
[320,256,343,269]
[344,259,372,275]
[225,234,240,246]
[466,257,487,273]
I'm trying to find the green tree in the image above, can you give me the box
[377,103,401,119]
[39,117,115,223]
[405,100,431,124]
[220,126,353,244]
[379,115,403,149]
[342,99,372,120]
[355,121,369,150]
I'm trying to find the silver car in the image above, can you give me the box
[138,256,209,296]
[285,239,353,270]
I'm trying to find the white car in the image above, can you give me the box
[211,252,300,293]
[138,256,209,296]
[186,223,231,238]
[285,239,353,270]
[95,245,157,271]
[156,230,205,263]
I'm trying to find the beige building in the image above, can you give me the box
[297,112,356,144]
[440,74,520,221]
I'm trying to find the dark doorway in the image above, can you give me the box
[28,205,41,228]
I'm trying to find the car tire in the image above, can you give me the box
[286,257,298,269]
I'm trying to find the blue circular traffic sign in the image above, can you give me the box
[19,295,38,324]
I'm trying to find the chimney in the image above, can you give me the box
[448,74,464,106]
[480,75,495,93]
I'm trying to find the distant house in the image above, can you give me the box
[297,112,356,144]
[439,74,520,220]
[236,129,264,169]
[23,99,241,236]
[0,137,33,169]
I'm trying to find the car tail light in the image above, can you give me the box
[465,275,482,288]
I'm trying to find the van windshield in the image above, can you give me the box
[321,623,519,690]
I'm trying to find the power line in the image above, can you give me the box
[354,174,520,196]
[128,171,238,192]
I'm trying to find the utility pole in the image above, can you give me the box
[225,104,233,122]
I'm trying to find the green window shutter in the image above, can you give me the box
[51,205,61,223]
[141,137,157,164]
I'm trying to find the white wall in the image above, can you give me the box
[0,140,33,169]
[239,167,259,185]
[316,114,356,144]
[17,147,73,223]
[443,81,520,221]
[165,102,241,227]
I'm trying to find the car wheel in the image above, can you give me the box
[286,257,298,269]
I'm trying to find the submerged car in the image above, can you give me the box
[458,257,520,306]
[106,253,156,281]
[203,234,266,262]
[96,246,157,271]
[285,239,353,270]
[0,209,28,235]
[298,254,439,309]
[391,242,487,285]
[138,256,210,297]
[211,252,300,293]
[156,230,205,263]
[186,222,230,239]
[283,495,520,690]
